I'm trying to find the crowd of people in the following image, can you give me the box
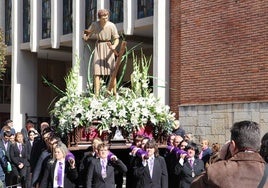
[0,120,78,188]
[0,120,267,188]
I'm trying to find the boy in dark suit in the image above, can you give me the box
[133,139,168,188]
[174,142,204,188]
[87,143,127,188]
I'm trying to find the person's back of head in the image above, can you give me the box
[1,125,11,133]
[40,122,50,134]
[231,121,260,152]
[260,132,268,162]
[4,119,13,127]
[25,120,35,131]
[211,143,221,153]
[185,132,194,142]
[3,130,11,138]
[1,126,12,140]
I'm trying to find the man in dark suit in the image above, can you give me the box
[165,135,184,188]
[0,131,11,160]
[133,139,168,188]
[87,143,127,188]
[0,129,17,187]
[9,132,31,188]
[30,126,52,174]
[78,137,102,187]
[175,142,204,188]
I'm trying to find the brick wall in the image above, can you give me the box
[170,0,268,115]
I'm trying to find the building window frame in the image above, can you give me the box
[85,0,97,28]
[0,64,11,104]
[23,0,31,43]
[5,0,12,46]
[42,0,51,39]
[63,0,73,35]
[137,0,153,19]
[110,0,123,24]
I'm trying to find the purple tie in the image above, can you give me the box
[199,151,203,159]
[57,162,63,186]
[189,159,193,168]
[18,144,22,157]
[149,158,154,178]
[19,144,22,152]
[101,159,107,178]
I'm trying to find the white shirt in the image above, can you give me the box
[3,140,8,151]
[17,143,22,155]
[179,157,195,166]
[53,160,65,188]
[148,156,154,178]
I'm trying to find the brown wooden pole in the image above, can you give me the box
[107,41,127,94]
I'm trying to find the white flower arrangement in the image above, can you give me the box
[50,51,176,140]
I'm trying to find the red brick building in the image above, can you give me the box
[170,0,268,142]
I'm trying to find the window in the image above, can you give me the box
[63,0,73,34]
[42,0,51,39]
[137,0,153,19]
[23,0,31,43]
[0,64,11,104]
[5,0,12,46]
[85,0,97,28]
[110,0,123,24]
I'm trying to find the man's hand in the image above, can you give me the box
[110,155,118,161]
[107,42,119,56]
[18,163,24,169]
[83,29,92,41]
[68,158,76,169]
[84,29,92,35]
[83,34,90,41]
[132,147,140,155]
[179,153,188,159]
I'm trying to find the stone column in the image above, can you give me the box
[73,0,86,92]
[51,0,63,48]
[30,0,42,52]
[153,0,170,105]
[124,0,135,35]
[11,0,37,131]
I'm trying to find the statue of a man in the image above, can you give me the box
[83,9,119,96]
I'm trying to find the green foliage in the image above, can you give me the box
[0,28,7,80]
[131,50,152,97]
[65,57,80,97]
[42,76,65,97]
[86,44,94,94]
[117,42,142,87]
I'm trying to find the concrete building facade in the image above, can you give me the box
[0,0,170,131]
